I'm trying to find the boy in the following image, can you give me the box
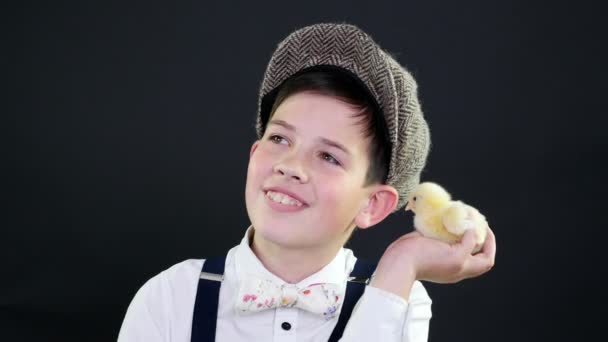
[118,23,496,342]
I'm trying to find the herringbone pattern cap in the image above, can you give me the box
[255,23,430,211]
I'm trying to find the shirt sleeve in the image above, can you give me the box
[339,281,432,342]
[117,273,169,342]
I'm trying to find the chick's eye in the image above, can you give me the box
[413,196,417,201]
[319,152,340,166]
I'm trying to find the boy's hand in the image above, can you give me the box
[369,227,496,299]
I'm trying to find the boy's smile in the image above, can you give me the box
[245,91,375,256]
[265,189,306,211]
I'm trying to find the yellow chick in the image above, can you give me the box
[405,182,488,253]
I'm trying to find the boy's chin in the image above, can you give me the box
[253,220,312,247]
[253,225,307,248]
[252,220,345,250]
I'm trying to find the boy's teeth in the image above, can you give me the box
[266,191,303,207]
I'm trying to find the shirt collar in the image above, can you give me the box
[234,225,350,288]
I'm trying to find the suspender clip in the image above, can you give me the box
[199,272,224,282]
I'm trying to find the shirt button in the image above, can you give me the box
[281,322,292,331]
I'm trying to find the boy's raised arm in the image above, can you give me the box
[371,227,496,300]
[338,227,495,342]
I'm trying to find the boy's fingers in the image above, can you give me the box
[459,229,477,254]
[465,250,494,277]
[482,227,497,265]
[464,227,496,276]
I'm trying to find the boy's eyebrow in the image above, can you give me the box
[268,119,296,131]
[319,137,352,156]
[268,119,352,156]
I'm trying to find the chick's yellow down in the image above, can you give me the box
[405,182,488,253]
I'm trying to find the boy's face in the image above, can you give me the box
[245,91,375,254]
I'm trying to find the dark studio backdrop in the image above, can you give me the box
[3,0,606,341]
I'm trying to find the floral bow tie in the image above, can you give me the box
[235,275,343,319]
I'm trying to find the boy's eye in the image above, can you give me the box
[319,152,341,166]
[269,135,288,145]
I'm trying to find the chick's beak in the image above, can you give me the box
[405,200,413,211]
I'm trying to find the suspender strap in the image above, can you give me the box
[191,256,226,342]
[328,259,377,342]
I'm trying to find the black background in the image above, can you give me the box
[3,0,606,341]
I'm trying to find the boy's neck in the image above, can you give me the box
[249,229,344,284]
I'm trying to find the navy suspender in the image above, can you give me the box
[191,256,226,342]
[190,256,376,342]
[327,259,376,342]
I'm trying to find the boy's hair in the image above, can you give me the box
[266,67,391,186]
[255,23,431,211]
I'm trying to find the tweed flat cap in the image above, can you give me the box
[255,23,431,211]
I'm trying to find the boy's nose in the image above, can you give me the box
[273,162,309,183]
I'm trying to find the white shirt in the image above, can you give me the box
[118,227,432,342]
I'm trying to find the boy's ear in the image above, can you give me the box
[250,140,260,157]
[354,185,399,229]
